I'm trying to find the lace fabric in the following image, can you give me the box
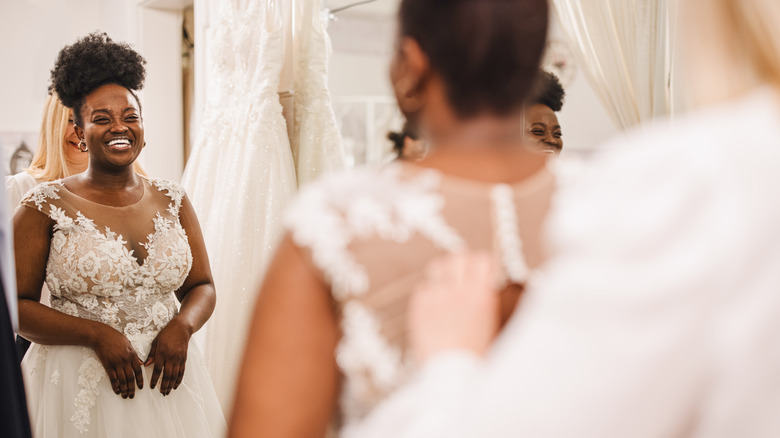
[22,178,191,352]
[19,177,226,437]
[286,162,556,429]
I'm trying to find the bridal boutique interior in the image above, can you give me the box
[1,0,687,430]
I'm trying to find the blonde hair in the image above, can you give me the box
[27,93,72,181]
[27,92,147,181]
[685,0,780,106]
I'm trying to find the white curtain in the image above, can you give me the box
[551,0,679,130]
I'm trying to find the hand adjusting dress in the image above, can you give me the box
[19,177,225,438]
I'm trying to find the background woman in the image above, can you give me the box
[229,0,551,436]
[14,32,224,437]
[5,92,87,208]
[524,70,565,154]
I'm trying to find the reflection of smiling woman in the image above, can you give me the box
[14,33,225,437]
[524,71,565,154]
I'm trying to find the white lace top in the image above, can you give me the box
[21,177,192,359]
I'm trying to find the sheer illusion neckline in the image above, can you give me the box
[398,161,553,196]
[61,178,149,209]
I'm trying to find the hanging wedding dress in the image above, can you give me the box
[291,0,346,186]
[181,0,297,410]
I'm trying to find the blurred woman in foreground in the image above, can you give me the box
[230,0,553,435]
[341,0,780,436]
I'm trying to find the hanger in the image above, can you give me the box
[329,0,378,14]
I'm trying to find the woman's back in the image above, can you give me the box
[285,161,554,426]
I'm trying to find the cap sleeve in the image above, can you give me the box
[149,178,186,216]
[19,181,63,214]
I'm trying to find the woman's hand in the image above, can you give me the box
[410,251,500,364]
[91,324,144,399]
[145,318,191,395]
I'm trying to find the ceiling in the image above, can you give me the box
[325,0,400,17]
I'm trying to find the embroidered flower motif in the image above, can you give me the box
[65,276,89,295]
[51,232,68,254]
[286,165,464,299]
[60,301,79,317]
[70,352,103,433]
[337,302,406,422]
[124,322,140,336]
[22,181,62,210]
[77,251,100,278]
[150,302,170,328]
[156,268,181,289]
[75,293,98,310]
[100,301,120,325]
[50,370,60,385]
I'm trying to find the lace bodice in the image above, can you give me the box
[21,177,192,359]
[286,162,555,429]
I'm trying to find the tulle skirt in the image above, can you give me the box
[22,340,226,438]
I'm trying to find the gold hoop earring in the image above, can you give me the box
[78,139,88,153]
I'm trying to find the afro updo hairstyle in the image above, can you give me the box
[530,70,565,112]
[50,32,146,127]
[398,0,548,119]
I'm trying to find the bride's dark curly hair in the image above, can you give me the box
[50,32,146,126]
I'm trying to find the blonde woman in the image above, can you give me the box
[5,93,87,208]
[339,0,780,436]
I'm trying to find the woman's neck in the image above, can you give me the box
[416,114,547,183]
[81,166,141,192]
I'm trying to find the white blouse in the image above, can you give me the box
[344,87,780,438]
[5,171,39,212]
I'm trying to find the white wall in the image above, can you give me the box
[0,0,186,180]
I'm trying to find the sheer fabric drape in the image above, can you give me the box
[551,0,679,129]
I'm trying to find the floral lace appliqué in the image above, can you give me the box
[70,352,103,433]
[286,166,465,300]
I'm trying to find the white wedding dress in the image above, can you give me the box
[291,0,346,185]
[19,177,225,438]
[181,0,297,409]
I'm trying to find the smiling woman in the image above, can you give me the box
[13,32,225,438]
[524,70,566,154]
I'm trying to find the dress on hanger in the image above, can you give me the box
[291,0,346,185]
[19,177,225,438]
[181,0,297,410]
[285,161,555,431]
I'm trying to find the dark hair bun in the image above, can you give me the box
[399,0,548,118]
[51,32,146,111]
[531,70,565,112]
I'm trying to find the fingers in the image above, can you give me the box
[107,368,121,396]
[150,359,163,390]
[160,361,175,395]
[133,357,144,391]
[173,362,185,390]
[116,367,130,399]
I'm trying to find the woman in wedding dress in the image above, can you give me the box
[229,0,552,436]
[14,33,225,437]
